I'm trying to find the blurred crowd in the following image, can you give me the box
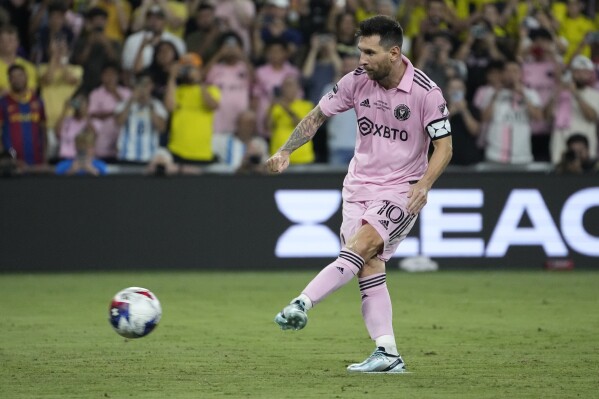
[0,0,598,177]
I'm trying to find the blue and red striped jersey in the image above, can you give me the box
[0,92,46,165]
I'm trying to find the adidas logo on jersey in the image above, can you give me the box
[336,266,344,274]
[378,220,389,229]
[360,99,370,107]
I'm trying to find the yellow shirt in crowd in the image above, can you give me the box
[37,64,83,130]
[132,1,189,39]
[168,84,221,161]
[0,57,38,94]
[269,100,315,165]
[95,0,132,43]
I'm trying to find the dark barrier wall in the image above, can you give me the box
[1,173,598,272]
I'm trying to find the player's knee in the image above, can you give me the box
[345,229,383,261]
[360,258,385,276]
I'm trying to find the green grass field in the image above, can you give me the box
[1,271,598,398]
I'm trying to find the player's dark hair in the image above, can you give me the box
[356,15,403,49]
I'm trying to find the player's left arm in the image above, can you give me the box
[266,105,328,173]
[407,135,452,214]
[407,89,453,214]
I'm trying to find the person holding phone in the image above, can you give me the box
[447,77,482,165]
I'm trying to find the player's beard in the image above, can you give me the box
[368,62,392,83]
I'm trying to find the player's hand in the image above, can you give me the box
[406,181,431,214]
[266,151,290,173]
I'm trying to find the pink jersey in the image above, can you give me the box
[206,61,251,135]
[319,55,450,201]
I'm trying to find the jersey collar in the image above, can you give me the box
[397,55,414,93]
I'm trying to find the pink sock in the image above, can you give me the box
[302,249,364,306]
[359,273,394,339]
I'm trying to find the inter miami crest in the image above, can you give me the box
[438,102,449,117]
[332,84,338,94]
[394,104,410,121]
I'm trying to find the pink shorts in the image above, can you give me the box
[340,191,418,262]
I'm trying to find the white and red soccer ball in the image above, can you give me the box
[109,287,162,338]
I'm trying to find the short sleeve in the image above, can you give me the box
[318,71,355,117]
[423,88,451,141]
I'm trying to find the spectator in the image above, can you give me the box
[55,94,99,160]
[414,0,463,55]
[212,109,269,172]
[456,20,506,102]
[322,53,359,166]
[213,0,255,55]
[558,0,595,61]
[296,0,332,47]
[145,147,178,175]
[352,0,377,22]
[0,25,38,96]
[330,12,359,57]
[397,0,428,54]
[29,0,84,43]
[165,54,221,164]
[204,32,253,136]
[131,0,189,39]
[0,0,31,55]
[546,55,599,163]
[446,77,482,166]
[0,65,46,166]
[253,39,301,136]
[88,0,132,43]
[55,129,107,176]
[38,37,83,160]
[115,74,168,163]
[122,5,186,73]
[302,33,342,106]
[558,133,597,173]
[503,0,565,54]
[88,62,131,163]
[415,30,466,95]
[184,3,223,63]
[257,1,303,57]
[268,75,314,164]
[519,28,561,161]
[479,61,542,165]
[30,1,75,64]
[143,40,180,101]
[71,7,121,94]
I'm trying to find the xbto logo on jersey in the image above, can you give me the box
[357,116,409,141]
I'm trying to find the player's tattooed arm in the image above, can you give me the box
[280,106,327,153]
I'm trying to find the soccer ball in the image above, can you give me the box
[109,287,162,338]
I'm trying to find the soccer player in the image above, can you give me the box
[267,16,453,373]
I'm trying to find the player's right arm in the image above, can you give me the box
[266,105,327,173]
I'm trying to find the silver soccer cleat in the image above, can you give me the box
[347,347,406,373]
[274,299,308,331]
